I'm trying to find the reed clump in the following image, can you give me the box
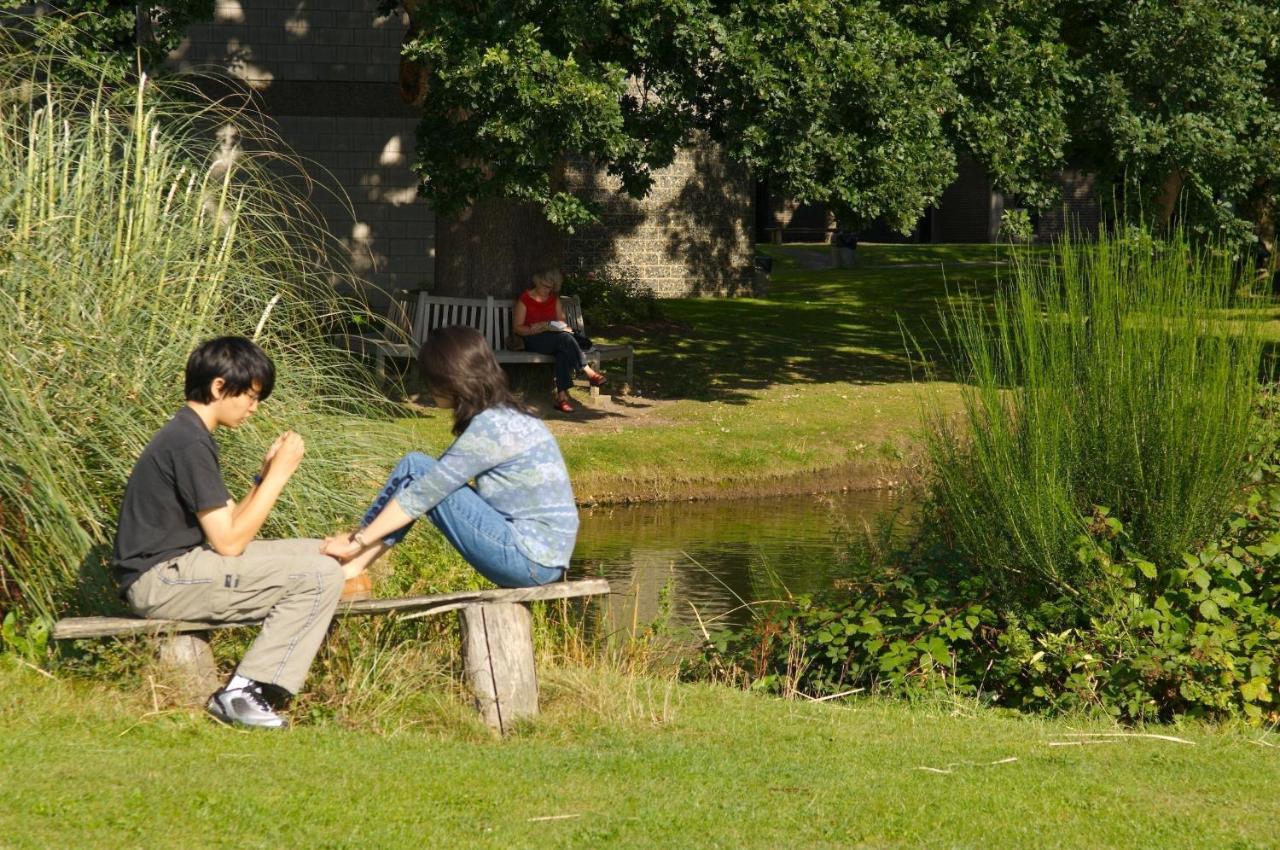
[0,39,400,619]
[924,229,1265,601]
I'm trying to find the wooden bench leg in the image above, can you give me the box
[458,602,537,734]
[587,354,601,400]
[158,632,220,698]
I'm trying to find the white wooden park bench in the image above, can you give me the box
[52,578,610,734]
[364,293,635,395]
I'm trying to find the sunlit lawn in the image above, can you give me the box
[390,243,1006,501]
[5,660,1279,850]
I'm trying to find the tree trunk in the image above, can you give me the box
[1243,178,1277,260]
[1154,168,1184,232]
[433,198,563,298]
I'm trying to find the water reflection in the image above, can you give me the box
[571,491,904,633]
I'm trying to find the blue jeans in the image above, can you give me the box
[361,452,566,588]
[522,331,588,392]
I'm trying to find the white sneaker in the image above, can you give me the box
[206,683,289,729]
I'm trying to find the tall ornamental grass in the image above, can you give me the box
[925,231,1265,600]
[0,47,401,619]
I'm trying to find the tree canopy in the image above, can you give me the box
[1,2,214,79]
[13,2,1280,245]
[1060,0,1280,242]
[382,0,1280,244]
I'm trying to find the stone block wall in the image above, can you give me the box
[935,157,1001,243]
[1035,170,1101,241]
[168,0,433,311]
[564,142,756,297]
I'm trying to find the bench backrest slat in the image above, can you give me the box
[561,296,585,334]
[490,302,513,350]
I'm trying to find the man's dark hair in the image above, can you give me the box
[184,336,275,403]
[419,326,533,435]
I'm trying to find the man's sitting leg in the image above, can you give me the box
[203,539,344,728]
[127,539,343,729]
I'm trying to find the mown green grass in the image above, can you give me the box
[389,244,1004,502]
[4,660,1278,849]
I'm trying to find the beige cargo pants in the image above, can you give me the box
[126,539,343,694]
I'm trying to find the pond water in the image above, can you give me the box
[570,490,906,634]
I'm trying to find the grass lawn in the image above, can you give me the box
[10,243,1280,849]
[390,243,1008,502]
[5,659,1278,849]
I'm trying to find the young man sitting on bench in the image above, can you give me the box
[111,336,344,729]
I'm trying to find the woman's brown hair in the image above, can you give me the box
[419,326,535,435]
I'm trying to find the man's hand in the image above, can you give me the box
[262,431,305,482]
[262,431,288,465]
[205,434,305,557]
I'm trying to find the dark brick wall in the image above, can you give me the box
[1035,170,1101,241]
[169,0,434,311]
[564,142,756,296]
[935,158,999,243]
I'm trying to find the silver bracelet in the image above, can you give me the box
[352,530,369,548]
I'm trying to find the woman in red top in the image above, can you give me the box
[512,268,605,412]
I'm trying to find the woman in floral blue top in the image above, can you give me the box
[323,326,579,589]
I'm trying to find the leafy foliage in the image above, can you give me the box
[886,0,1073,210]
[1,2,215,79]
[714,477,1280,723]
[1061,0,1280,240]
[382,0,1280,244]
[711,2,956,233]
[559,267,663,328]
[383,0,1069,233]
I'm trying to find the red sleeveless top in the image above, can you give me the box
[519,289,558,324]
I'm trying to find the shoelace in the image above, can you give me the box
[238,684,274,714]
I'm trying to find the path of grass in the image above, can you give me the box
[4,661,1277,849]
[390,244,1005,503]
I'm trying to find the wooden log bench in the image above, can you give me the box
[52,578,610,734]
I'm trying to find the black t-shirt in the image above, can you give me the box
[111,407,231,592]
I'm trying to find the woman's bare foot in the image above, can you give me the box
[321,533,390,577]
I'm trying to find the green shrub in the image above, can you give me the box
[0,41,399,620]
[998,208,1033,243]
[924,229,1265,602]
[712,479,1280,723]
[560,266,663,328]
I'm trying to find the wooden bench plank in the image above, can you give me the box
[52,578,610,640]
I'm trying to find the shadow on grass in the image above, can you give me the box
[626,247,1003,403]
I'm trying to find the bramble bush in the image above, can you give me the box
[559,267,663,329]
[711,481,1280,723]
